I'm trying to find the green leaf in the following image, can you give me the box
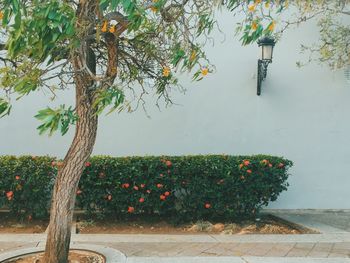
[93,87,125,115]
[0,98,11,118]
[35,105,77,136]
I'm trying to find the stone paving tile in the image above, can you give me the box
[286,243,315,257]
[175,243,218,257]
[245,243,275,256]
[330,242,350,257]
[264,243,296,257]
[77,241,144,256]
[134,243,193,257]
[330,248,350,256]
[333,242,350,250]
[328,253,350,258]
[200,243,240,256]
[0,242,38,253]
[307,242,333,258]
[71,241,350,258]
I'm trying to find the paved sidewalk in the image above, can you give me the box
[1,234,350,259]
[1,210,350,262]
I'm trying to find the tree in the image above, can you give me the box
[0,0,347,262]
[0,0,238,262]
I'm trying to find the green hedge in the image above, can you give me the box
[0,155,292,221]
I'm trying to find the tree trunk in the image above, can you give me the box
[44,1,98,262]
[43,93,97,263]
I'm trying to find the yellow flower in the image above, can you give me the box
[0,11,3,20]
[201,67,209,76]
[190,50,197,62]
[109,25,116,33]
[163,67,171,77]
[251,21,258,31]
[265,1,270,8]
[255,0,262,4]
[101,21,108,32]
[268,20,276,31]
[248,4,256,12]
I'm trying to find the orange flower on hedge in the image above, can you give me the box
[261,159,269,165]
[165,160,172,167]
[85,162,91,167]
[139,197,145,203]
[160,173,164,177]
[76,189,82,195]
[164,191,170,196]
[205,203,211,209]
[133,186,139,191]
[247,169,252,174]
[243,160,250,166]
[15,175,20,180]
[278,163,284,168]
[146,190,151,194]
[140,184,146,188]
[128,206,135,213]
[157,183,163,188]
[268,163,273,168]
[6,191,13,200]
[160,195,166,200]
[122,183,130,189]
[239,164,244,169]
[107,195,112,201]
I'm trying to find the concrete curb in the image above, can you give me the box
[0,244,126,263]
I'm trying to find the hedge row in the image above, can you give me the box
[0,155,292,221]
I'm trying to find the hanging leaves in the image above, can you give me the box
[35,105,77,136]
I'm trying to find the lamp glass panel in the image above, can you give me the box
[262,45,273,60]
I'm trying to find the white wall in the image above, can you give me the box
[1,11,349,209]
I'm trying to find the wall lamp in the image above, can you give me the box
[257,36,276,96]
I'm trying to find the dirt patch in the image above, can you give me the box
[4,250,105,263]
[77,214,315,235]
[0,213,48,233]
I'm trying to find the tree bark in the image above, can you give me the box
[43,93,97,263]
[44,1,98,262]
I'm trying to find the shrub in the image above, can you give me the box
[0,155,55,218]
[0,155,292,221]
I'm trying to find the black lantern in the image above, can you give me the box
[257,36,276,96]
